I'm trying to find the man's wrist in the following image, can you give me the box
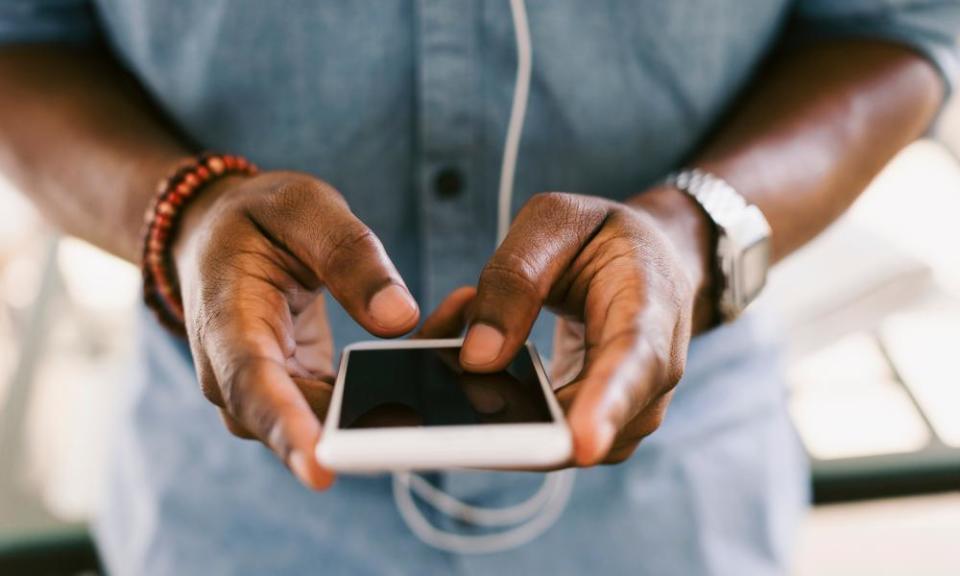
[142,154,259,333]
[171,173,246,266]
[628,184,717,333]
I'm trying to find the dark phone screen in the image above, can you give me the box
[339,346,553,429]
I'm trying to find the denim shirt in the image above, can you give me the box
[4,0,959,340]
[3,1,959,574]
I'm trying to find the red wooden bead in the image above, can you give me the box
[207,157,225,174]
[143,153,256,335]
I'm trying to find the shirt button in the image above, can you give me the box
[433,166,465,198]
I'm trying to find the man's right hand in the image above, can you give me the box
[172,171,419,490]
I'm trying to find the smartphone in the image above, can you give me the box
[316,338,572,472]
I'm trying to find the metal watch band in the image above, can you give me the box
[671,169,747,232]
[667,168,772,321]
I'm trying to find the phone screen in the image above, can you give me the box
[339,346,554,429]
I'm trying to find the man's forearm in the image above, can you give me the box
[634,39,943,332]
[0,44,190,262]
[697,39,942,261]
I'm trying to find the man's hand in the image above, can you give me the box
[173,171,420,490]
[459,188,713,466]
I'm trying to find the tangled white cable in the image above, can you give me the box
[391,0,578,555]
[393,469,575,555]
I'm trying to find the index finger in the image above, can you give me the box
[562,291,669,466]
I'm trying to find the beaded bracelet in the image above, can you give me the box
[141,152,259,334]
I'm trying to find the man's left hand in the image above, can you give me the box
[456,187,713,466]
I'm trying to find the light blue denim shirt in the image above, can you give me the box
[3,1,959,574]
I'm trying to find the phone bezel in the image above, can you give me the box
[316,338,571,472]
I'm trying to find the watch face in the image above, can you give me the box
[739,238,771,303]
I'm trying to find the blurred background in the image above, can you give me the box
[1,112,959,575]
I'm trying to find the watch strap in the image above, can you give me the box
[667,168,770,322]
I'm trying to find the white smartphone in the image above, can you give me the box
[316,338,572,472]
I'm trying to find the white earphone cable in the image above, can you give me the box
[392,0,577,555]
[496,0,532,246]
[393,468,574,555]
[401,468,559,527]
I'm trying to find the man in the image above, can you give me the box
[1,1,957,574]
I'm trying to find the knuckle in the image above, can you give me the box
[237,392,280,448]
[638,411,665,438]
[261,409,292,457]
[480,253,542,300]
[633,323,677,390]
[269,174,338,209]
[649,332,683,392]
[521,192,593,230]
[520,192,609,247]
[217,354,261,424]
[631,396,670,441]
[199,372,222,406]
[524,191,574,213]
[250,175,345,238]
[221,413,253,439]
[643,349,678,401]
[647,348,669,386]
[322,220,379,265]
[217,354,293,457]
[667,354,686,388]
[613,332,653,406]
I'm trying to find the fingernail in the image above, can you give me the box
[574,418,616,466]
[289,450,313,486]
[462,323,505,367]
[368,284,418,330]
[290,450,324,490]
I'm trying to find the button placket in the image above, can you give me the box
[416,0,480,312]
